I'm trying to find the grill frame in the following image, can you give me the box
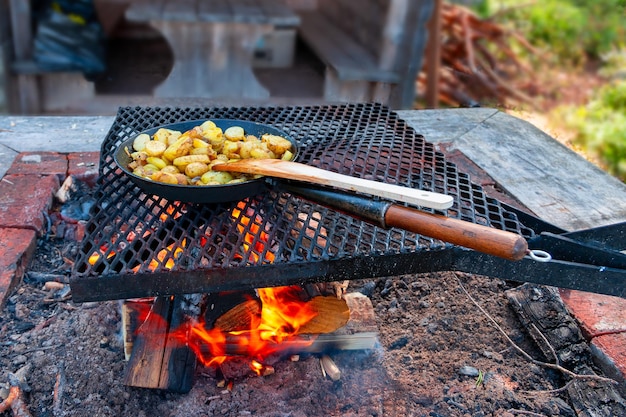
[70,103,536,302]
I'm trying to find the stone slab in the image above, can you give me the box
[0,115,112,153]
[560,289,626,337]
[398,109,626,231]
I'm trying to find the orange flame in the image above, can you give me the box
[175,285,318,368]
[170,203,318,370]
[232,201,275,263]
[131,239,186,272]
[88,233,186,272]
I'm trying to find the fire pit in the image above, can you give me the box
[62,103,543,393]
[5,104,625,415]
[64,104,625,391]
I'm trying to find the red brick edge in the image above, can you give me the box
[0,151,100,308]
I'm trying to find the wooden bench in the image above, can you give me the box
[297,0,434,108]
[298,11,400,103]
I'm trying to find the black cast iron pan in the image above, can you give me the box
[114,119,298,204]
[113,119,454,209]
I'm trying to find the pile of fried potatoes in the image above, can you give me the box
[125,120,294,186]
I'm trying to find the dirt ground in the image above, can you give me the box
[1,222,590,417]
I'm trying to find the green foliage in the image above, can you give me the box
[566,81,626,181]
[571,0,626,58]
[470,0,491,18]
[599,48,626,78]
[476,0,626,64]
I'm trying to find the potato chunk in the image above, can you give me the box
[262,134,292,156]
[132,133,151,152]
[224,126,245,141]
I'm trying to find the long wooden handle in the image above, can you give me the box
[213,159,454,210]
[385,205,528,261]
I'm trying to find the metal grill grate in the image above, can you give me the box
[70,103,536,301]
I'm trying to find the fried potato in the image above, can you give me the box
[133,133,151,152]
[163,136,193,161]
[262,134,292,156]
[144,140,167,157]
[224,126,245,141]
[127,120,294,187]
[200,171,235,185]
[185,162,210,178]
[173,154,211,167]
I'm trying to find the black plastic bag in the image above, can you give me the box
[33,1,106,75]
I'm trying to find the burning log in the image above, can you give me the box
[202,291,376,372]
[209,291,377,381]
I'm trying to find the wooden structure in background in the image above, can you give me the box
[2,0,435,113]
[424,0,442,108]
[5,0,96,114]
[298,0,434,109]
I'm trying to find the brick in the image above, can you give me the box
[67,152,100,188]
[559,289,626,337]
[6,152,68,180]
[0,227,37,309]
[590,332,626,383]
[0,174,60,233]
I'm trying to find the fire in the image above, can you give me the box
[132,239,186,272]
[256,286,317,344]
[177,285,318,370]
[178,203,318,368]
[115,200,320,375]
[88,233,186,272]
[173,203,318,372]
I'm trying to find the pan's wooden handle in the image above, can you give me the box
[213,159,454,210]
[385,205,528,261]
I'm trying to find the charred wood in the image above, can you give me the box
[507,284,626,417]
[123,295,197,393]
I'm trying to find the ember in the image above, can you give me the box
[231,201,276,264]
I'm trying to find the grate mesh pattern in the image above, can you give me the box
[71,103,535,299]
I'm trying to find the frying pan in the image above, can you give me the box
[114,120,528,261]
[114,119,295,204]
[113,119,453,209]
